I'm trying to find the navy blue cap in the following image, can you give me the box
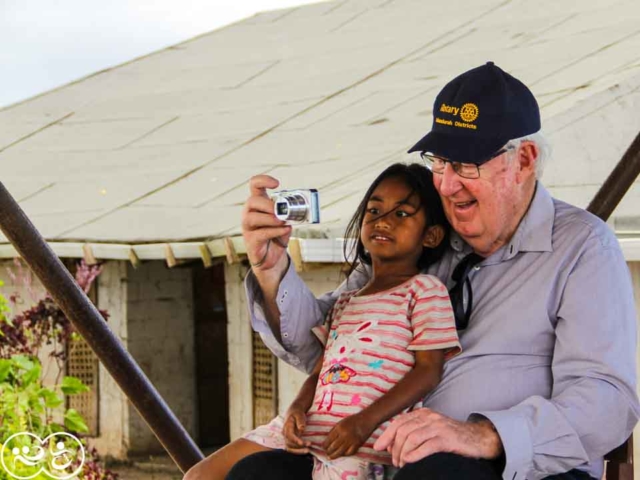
[408,62,540,164]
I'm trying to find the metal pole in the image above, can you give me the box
[587,130,640,221]
[0,183,203,473]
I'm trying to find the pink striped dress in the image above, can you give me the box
[303,274,461,464]
[242,274,460,478]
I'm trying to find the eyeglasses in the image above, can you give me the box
[420,146,514,179]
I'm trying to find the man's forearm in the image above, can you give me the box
[245,257,368,373]
[252,254,290,342]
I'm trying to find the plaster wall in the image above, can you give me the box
[89,260,130,458]
[224,262,253,441]
[125,261,197,454]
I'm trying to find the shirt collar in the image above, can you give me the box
[448,182,555,261]
[506,182,554,258]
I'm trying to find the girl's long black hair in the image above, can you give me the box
[343,162,450,279]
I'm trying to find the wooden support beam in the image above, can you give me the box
[199,244,213,268]
[82,244,98,265]
[224,237,240,265]
[128,248,141,269]
[165,244,178,268]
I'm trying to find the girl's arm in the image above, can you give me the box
[360,349,444,427]
[282,354,324,453]
[323,349,444,459]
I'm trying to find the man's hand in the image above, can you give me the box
[373,408,503,467]
[241,175,292,275]
[283,407,311,455]
[323,413,376,459]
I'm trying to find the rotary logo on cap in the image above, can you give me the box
[460,103,479,123]
[408,62,541,162]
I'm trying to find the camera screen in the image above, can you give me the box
[276,202,288,216]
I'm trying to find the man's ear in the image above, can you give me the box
[516,141,538,183]
[423,225,445,248]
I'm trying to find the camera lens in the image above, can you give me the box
[273,193,309,222]
[276,202,288,216]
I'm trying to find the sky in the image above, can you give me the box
[0,0,327,108]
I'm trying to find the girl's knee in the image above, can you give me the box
[182,460,207,480]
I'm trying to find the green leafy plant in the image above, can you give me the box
[0,261,118,479]
[0,355,92,479]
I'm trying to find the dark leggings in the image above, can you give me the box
[393,452,594,480]
[226,449,313,479]
[225,450,595,480]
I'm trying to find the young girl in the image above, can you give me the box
[187,163,460,480]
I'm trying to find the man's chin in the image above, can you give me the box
[451,222,481,240]
[454,229,488,249]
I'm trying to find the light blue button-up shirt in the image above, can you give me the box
[245,184,640,479]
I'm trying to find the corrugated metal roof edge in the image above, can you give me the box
[0,236,638,266]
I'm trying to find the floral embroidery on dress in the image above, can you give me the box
[316,321,379,411]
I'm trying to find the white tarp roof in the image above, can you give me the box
[1,0,639,261]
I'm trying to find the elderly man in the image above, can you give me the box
[235,62,639,479]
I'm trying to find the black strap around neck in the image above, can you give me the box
[448,253,483,330]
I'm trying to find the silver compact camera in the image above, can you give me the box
[272,189,320,224]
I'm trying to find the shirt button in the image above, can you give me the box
[474,265,481,271]
[283,333,289,338]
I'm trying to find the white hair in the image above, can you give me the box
[505,131,551,179]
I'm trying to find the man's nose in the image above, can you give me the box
[438,163,463,197]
